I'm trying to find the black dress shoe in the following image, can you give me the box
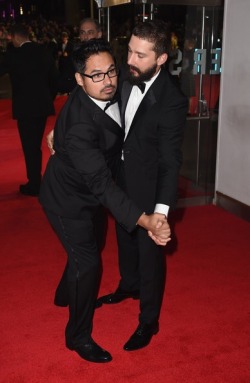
[123,322,159,351]
[96,287,140,306]
[66,338,112,363]
[19,183,39,196]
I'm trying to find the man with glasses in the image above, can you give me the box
[39,39,170,363]
[51,18,106,301]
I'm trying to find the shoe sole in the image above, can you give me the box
[66,343,112,363]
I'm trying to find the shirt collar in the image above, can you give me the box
[143,68,161,92]
[89,96,108,110]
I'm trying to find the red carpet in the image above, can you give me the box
[0,98,250,382]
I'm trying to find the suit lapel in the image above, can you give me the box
[121,73,165,139]
[94,106,124,139]
[78,90,124,140]
[120,81,132,129]
[129,89,156,131]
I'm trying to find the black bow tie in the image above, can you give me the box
[104,96,118,111]
[136,82,146,94]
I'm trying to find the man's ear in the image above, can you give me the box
[75,72,84,86]
[97,32,102,38]
[157,53,168,66]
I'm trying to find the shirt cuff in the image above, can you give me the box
[154,203,169,218]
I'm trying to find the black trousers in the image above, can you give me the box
[54,206,108,306]
[45,209,103,345]
[17,116,47,188]
[116,161,166,325]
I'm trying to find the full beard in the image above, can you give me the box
[127,63,158,85]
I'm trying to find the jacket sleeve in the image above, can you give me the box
[65,120,142,232]
[156,91,188,209]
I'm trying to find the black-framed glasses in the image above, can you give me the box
[81,68,119,83]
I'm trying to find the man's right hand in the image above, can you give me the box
[47,129,55,155]
[137,213,171,246]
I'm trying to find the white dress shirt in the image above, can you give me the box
[89,96,121,126]
[124,70,160,138]
[124,70,169,217]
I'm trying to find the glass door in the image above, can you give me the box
[169,4,224,206]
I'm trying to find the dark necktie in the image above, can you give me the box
[137,82,146,94]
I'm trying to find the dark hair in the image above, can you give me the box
[72,38,114,74]
[132,20,170,57]
[79,18,102,33]
[61,31,69,38]
[10,24,29,38]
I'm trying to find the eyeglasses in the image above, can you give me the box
[81,68,119,83]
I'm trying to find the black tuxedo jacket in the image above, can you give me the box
[39,86,142,233]
[0,42,58,119]
[120,69,188,212]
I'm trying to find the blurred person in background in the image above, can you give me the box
[57,19,103,95]
[43,32,59,64]
[78,18,102,42]
[0,24,58,196]
[57,31,75,94]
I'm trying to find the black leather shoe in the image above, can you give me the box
[66,338,112,363]
[19,183,39,196]
[96,287,140,306]
[123,322,159,351]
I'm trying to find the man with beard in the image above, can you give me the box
[97,20,188,351]
[40,39,170,363]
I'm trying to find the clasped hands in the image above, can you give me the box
[137,213,171,246]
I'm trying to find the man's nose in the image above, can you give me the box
[103,74,112,84]
[127,55,132,65]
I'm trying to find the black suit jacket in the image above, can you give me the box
[39,86,142,233]
[0,42,58,119]
[121,69,188,212]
